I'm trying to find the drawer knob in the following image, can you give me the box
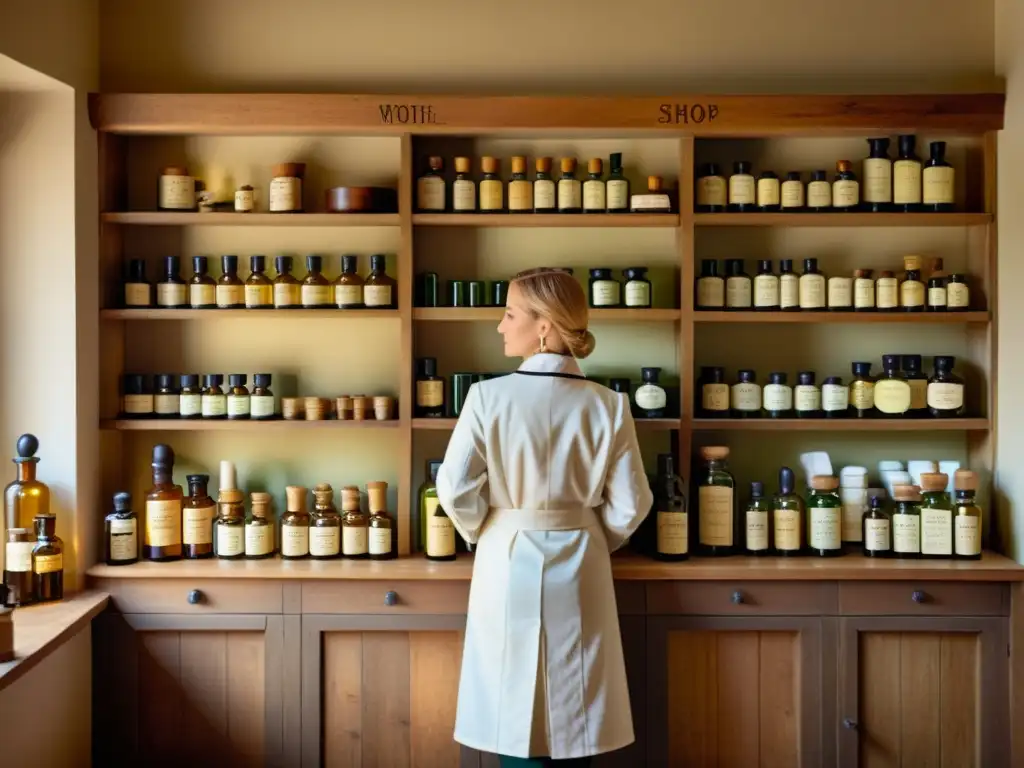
[384,590,398,607]
[843,718,859,731]
[911,590,927,604]
[187,589,204,605]
[731,590,744,605]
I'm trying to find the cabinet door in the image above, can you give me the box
[838,616,1009,768]
[647,616,825,767]
[93,611,290,768]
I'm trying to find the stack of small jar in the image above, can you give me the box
[696,255,969,312]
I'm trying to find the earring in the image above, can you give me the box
[539,335,547,353]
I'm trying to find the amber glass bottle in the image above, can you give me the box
[280,485,310,560]
[3,434,51,533]
[341,486,369,559]
[189,256,217,309]
[216,255,245,309]
[334,254,365,309]
[105,491,139,566]
[301,254,332,308]
[244,255,274,309]
[32,514,63,602]
[273,255,301,308]
[366,481,394,560]
[5,527,34,605]
[246,492,276,559]
[144,444,183,561]
[182,474,215,559]
[310,483,341,559]
[364,254,397,309]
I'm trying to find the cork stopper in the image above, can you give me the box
[903,255,923,271]
[810,475,840,491]
[560,157,577,173]
[312,483,334,505]
[854,268,873,279]
[366,481,388,513]
[511,156,526,174]
[219,460,236,491]
[285,486,307,513]
[428,156,443,171]
[481,156,499,174]
[892,484,922,502]
[454,156,471,173]
[162,166,189,176]
[588,158,602,174]
[700,446,729,460]
[836,160,853,173]
[920,472,949,492]
[341,485,361,511]
[879,270,895,279]
[647,175,664,192]
[218,488,244,504]
[535,157,552,173]
[250,492,272,517]
[954,469,978,491]
[271,162,305,179]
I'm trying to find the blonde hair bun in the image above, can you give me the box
[568,329,596,359]
[511,268,595,359]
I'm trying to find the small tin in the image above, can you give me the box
[451,373,475,416]
[372,396,393,421]
[416,272,439,307]
[448,280,468,307]
[491,280,509,306]
[281,397,304,420]
[469,281,487,307]
[336,396,354,420]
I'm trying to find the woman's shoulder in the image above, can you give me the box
[475,374,626,410]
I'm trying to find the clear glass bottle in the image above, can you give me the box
[946,273,970,311]
[756,170,780,212]
[696,446,736,556]
[794,371,821,418]
[5,527,34,604]
[919,472,953,559]
[744,481,772,556]
[416,156,446,212]
[876,270,899,311]
[901,255,925,312]
[105,491,138,567]
[273,255,301,309]
[179,374,201,419]
[452,156,475,212]
[157,255,188,308]
[144,444,183,562]
[309,483,341,560]
[244,255,273,309]
[124,258,151,308]
[753,260,779,310]
[698,366,729,419]
[189,256,217,309]
[182,474,215,560]
[654,453,688,561]
[226,374,250,420]
[301,254,332,308]
[780,171,804,211]
[479,156,503,212]
[280,485,310,560]
[953,469,982,560]
[250,373,275,420]
[763,372,793,418]
[773,467,805,556]
[635,367,667,418]
[582,158,606,213]
[807,475,842,557]
[557,157,582,213]
[730,369,761,419]
[623,267,652,308]
[779,259,799,311]
[364,254,396,309]
[874,354,911,418]
[807,170,832,211]
[902,355,929,418]
[696,162,726,213]
[728,161,756,212]
[725,259,752,310]
[862,495,891,557]
[928,356,965,417]
[849,362,875,418]
[927,257,948,311]
[32,514,63,602]
[863,137,893,212]
[533,157,555,213]
[201,374,227,420]
[340,486,369,559]
[891,484,922,558]
[821,376,849,419]
[245,492,275,560]
[589,268,621,308]
[923,140,955,211]
[216,255,244,309]
[893,134,922,212]
[853,268,875,312]
[696,259,725,310]
[366,481,394,560]
[799,257,826,310]
[415,357,445,417]
[606,153,630,213]
[508,156,532,213]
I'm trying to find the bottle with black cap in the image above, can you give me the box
[927,356,965,417]
[893,135,922,212]
[153,374,179,418]
[143,444,183,562]
[189,256,217,309]
[725,259,752,310]
[849,362,875,418]
[250,374,275,420]
[179,374,202,419]
[606,153,630,213]
[415,357,445,417]
[654,453,688,561]
[121,374,154,418]
[124,258,151,308]
[698,366,729,418]
[4,434,51,533]
[901,355,929,417]
[635,367,667,419]
[821,376,849,418]
[696,163,726,212]
[727,161,756,212]
[273,255,301,308]
[794,371,821,418]
[863,138,893,212]
[763,372,793,418]
[183,475,215,559]
[781,171,805,211]
[608,378,632,416]
[744,481,771,556]
[301,254,332,308]
[799,258,825,310]
[226,374,250,420]
[364,254,397,309]
[216,255,244,308]
[730,370,761,418]
[773,467,805,556]
[32,514,63,601]
[756,170,781,212]
[923,141,955,211]
[779,259,799,311]
[696,259,724,310]
[696,446,736,556]
[335,254,365,309]
[806,170,832,211]
[244,255,273,309]
[157,255,188,308]
[753,260,779,310]
[874,354,911,418]
[862,495,891,558]
[201,374,227,419]
[589,268,621,308]
[5,527,34,604]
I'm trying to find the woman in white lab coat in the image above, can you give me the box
[437,268,653,767]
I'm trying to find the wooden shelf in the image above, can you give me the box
[413,307,681,322]
[692,418,989,432]
[101,212,401,227]
[694,310,989,324]
[414,417,681,431]
[412,213,679,227]
[101,419,402,431]
[694,212,992,227]
[101,308,400,320]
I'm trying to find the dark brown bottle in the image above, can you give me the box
[105,491,139,566]
[4,527,34,605]
[183,475,215,559]
[144,444,183,561]
[32,514,63,602]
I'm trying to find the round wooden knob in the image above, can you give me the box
[187,589,203,605]
[912,590,926,604]
[731,591,744,605]
[843,718,859,730]
[384,591,398,607]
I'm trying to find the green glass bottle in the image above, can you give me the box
[696,446,736,557]
[744,481,771,556]
[772,467,805,556]
[654,454,688,562]
[891,485,922,558]
[807,475,842,557]
[862,495,891,558]
[418,460,456,561]
[953,469,982,560]
[919,472,953,559]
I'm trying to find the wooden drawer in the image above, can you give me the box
[94,578,283,614]
[302,580,470,614]
[647,581,837,616]
[839,582,1008,616]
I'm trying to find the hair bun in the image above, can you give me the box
[566,329,596,359]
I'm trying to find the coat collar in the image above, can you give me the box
[517,353,584,378]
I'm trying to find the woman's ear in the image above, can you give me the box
[535,319,551,340]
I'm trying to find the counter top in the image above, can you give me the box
[86,551,1024,582]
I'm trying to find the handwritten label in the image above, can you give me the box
[658,103,719,124]
[379,104,439,124]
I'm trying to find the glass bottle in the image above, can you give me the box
[730,369,761,419]
[807,170,832,211]
[891,484,922,558]
[179,374,202,419]
[928,356,965,417]
[226,374,250,420]
[105,491,138,567]
[143,444,182,562]
[153,374,179,419]
[583,158,606,213]
[623,267,652,308]
[698,366,729,419]
[508,156,532,213]
[902,355,929,418]
[794,371,821,418]
[763,372,793,418]
[696,446,736,556]
[893,134,922,212]
[799,257,826,310]
[244,255,273,309]
[189,256,217,309]
[250,373,275,420]
[309,483,341,559]
[124,258,152,309]
[876,270,899,311]
[862,495,891,557]
[853,268,875,312]
[725,259,752,310]
[901,255,925,312]
[415,357,445,417]
[863,138,892,212]
[533,157,555,213]
[654,454,688,561]
[182,474,215,560]
[840,466,869,546]
[419,460,453,559]
[121,374,153,418]
[340,486,369,559]
[635,367,667,418]
[452,156,476,212]
[366,481,394,560]
[32,514,62,602]
[728,161,755,212]
[273,255,301,309]
[696,163,726,213]
[201,374,227,420]
[280,486,310,560]
[589,268,621,308]
[923,141,955,211]
[364,254,396,309]
[301,254,332,308]
[246,492,275,560]
[779,259,799,311]
[557,157,582,213]
[606,153,630,213]
[849,362,875,418]
[953,469,982,560]
[744,481,772,556]
[874,354,911,418]
[214,488,245,560]
[5,528,34,605]
[807,475,842,557]
[216,255,244,309]
[756,170,780,212]
[773,467,805,556]
[331,254,365,309]
[927,257,948,311]
[821,376,848,419]
[753,260,779,310]
[780,171,804,211]
[416,156,446,212]
[827,274,853,312]
[946,273,970,311]
[920,472,953,559]
[157,255,188,309]
[696,259,725,310]
[479,156,503,212]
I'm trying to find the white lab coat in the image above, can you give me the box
[437,352,653,760]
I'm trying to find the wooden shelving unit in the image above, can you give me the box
[413,417,682,431]
[692,418,990,432]
[693,212,992,227]
[101,308,401,320]
[100,211,401,226]
[100,419,401,431]
[411,213,679,227]
[694,310,990,324]
[413,307,681,322]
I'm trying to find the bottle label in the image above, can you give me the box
[606,179,629,210]
[533,179,555,209]
[145,499,182,547]
[202,394,227,417]
[697,176,726,207]
[955,516,981,556]
[901,281,924,308]
[109,519,138,561]
[159,174,195,209]
[762,383,793,412]
[947,282,969,308]
[864,519,891,551]
[269,176,301,211]
[634,383,667,411]
[702,383,730,412]
[124,394,154,415]
[874,380,911,415]
[227,395,250,417]
[183,505,215,545]
[698,485,733,546]
[583,180,606,211]
[923,166,954,205]
[657,510,689,555]
[892,513,921,553]
[840,488,867,542]
[822,384,849,412]
[154,394,179,415]
[807,181,831,208]
[274,283,301,307]
[794,385,821,413]
[417,176,445,211]
[190,284,216,307]
[343,526,369,556]
[416,380,444,408]
[773,508,801,550]
[309,526,340,557]
[728,175,755,205]
[508,180,532,211]
[725,277,752,309]
[369,527,392,556]
[234,188,255,212]
[157,283,187,307]
[125,283,150,307]
[908,379,928,411]
[217,524,244,557]
[799,274,825,309]
[250,395,275,419]
[696,277,725,308]
[827,278,853,308]
[631,193,671,212]
[427,513,457,557]
[592,280,621,306]
[781,180,804,208]
[753,274,780,307]
[479,179,503,211]
[452,179,476,211]
[557,179,581,210]
[5,541,32,571]
[245,284,273,308]
[893,161,922,205]
[863,158,893,204]
[34,553,63,574]
[364,285,392,307]
[745,509,769,551]
[281,524,309,557]
[854,278,875,309]
[624,281,650,307]
[335,284,363,307]
[756,178,780,206]
[216,284,244,307]
[850,381,875,410]
[246,524,273,556]
[927,382,964,411]
[810,507,841,550]
[876,279,899,309]
[301,285,331,307]
[928,286,947,308]
[780,274,799,309]
[180,393,202,417]
[730,382,761,412]
[921,507,953,555]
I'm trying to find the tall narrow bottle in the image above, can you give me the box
[32,514,62,602]
[606,153,630,213]
[920,472,953,559]
[246,492,276,560]
[953,469,982,560]
[281,486,310,560]
[696,446,736,556]
[3,435,51,538]
[654,454,688,561]
[862,495,891,558]
[144,444,183,561]
[863,138,892,212]
[214,460,245,560]
[772,467,805,556]
[892,484,922,559]
[105,491,139,566]
[4,528,34,605]
[744,481,771,556]
[216,255,245,309]
[923,141,955,211]
[893,135,922,212]
[583,158,606,213]
[419,460,454,560]
[557,157,582,213]
[183,475,215,559]
[508,156,532,213]
[367,481,394,560]
[807,475,842,557]
[340,486,369,559]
